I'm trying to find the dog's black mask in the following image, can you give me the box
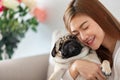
[52,35,83,59]
[60,39,83,58]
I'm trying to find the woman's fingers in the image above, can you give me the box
[86,73,106,80]
[95,72,106,80]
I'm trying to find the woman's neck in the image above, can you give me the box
[102,34,117,54]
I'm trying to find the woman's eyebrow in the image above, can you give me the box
[80,21,88,28]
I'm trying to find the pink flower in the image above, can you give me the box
[18,0,22,2]
[0,0,4,12]
[32,7,47,22]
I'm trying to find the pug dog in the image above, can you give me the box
[49,34,111,80]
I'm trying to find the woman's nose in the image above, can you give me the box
[79,32,88,41]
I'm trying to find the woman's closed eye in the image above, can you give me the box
[72,32,79,37]
[80,21,89,30]
[81,25,89,30]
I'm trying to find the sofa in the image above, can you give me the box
[0,30,65,80]
[0,53,51,80]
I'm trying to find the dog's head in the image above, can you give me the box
[51,34,87,59]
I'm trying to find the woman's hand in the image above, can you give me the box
[69,60,106,80]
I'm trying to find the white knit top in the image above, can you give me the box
[63,41,120,80]
[109,40,120,80]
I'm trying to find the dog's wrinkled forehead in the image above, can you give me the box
[55,34,76,51]
[56,34,75,45]
[61,34,74,41]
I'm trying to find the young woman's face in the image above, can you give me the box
[70,14,105,50]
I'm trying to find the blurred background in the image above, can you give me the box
[12,0,120,59]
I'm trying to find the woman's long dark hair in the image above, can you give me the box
[63,0,120,67]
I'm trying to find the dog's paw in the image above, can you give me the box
[101,60,112,76]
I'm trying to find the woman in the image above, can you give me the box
[63,0,120,80]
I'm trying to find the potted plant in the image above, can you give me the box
[0,0,39,60]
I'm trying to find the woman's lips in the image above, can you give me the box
[86,36,95,46]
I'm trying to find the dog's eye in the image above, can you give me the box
[66,36,70,39]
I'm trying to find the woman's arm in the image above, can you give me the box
[67,60,106,80]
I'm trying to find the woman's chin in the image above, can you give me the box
[90,45,100,50]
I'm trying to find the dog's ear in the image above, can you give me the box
[51,44,57,57]
[68,35,77,40]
